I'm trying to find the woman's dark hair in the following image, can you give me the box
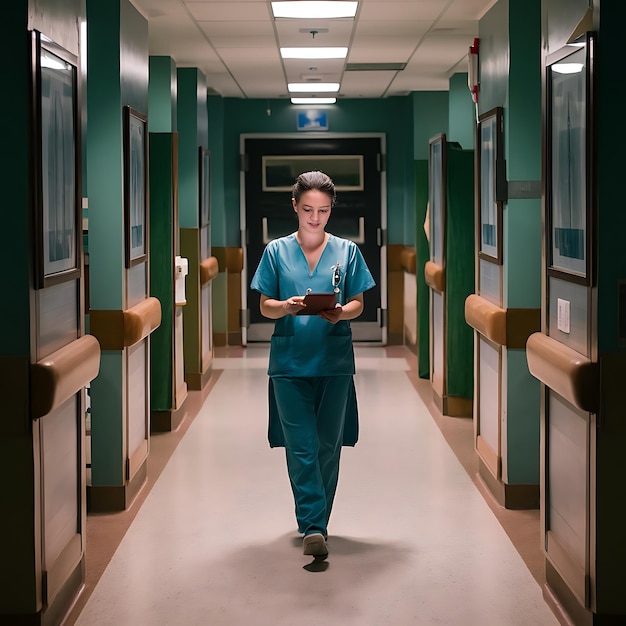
[292,170,337,206]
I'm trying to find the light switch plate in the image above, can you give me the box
[557,298,570,334]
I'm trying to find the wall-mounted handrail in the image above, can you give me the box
[200,256,219,286]
[123,296,162,347]
[465,294,507,346]
[90,297,162,350]
[526,332,598,412]
[424,260,445,293]
[30,334,101,419]
[401,247,417,275]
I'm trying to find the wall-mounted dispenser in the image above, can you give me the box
[175,255,188,306]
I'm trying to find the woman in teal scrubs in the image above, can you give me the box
[250,171,375,559]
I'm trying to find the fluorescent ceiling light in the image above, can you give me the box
[552,62,584,74]
[291,97,337,104]
[289,82,340,92]
[272,1,358,19]
[281,47,348,59]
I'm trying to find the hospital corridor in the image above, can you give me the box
[67,345,559,625]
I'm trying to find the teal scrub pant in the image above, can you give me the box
[271,375,351,537]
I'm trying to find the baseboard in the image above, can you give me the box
[1,558,84,626]
[185,362,213,391]
[151,398,188,433]
[432,389,472,418]
[478,458,540,510]
[87,459,147,513]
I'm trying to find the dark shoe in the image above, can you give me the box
[303,533,328,559]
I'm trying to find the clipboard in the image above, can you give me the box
[297,292,338,315]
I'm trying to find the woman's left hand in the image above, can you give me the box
[319,304,343,324]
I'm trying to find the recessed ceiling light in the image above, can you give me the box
[272,1,358,19]
[281,47,348,59]
[288,82,340,92]
[291,97,337,104]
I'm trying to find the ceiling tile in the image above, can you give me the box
[131,0,498,98]
[340,70,397,97]
[185,2,269,21]
[358,1,447,21]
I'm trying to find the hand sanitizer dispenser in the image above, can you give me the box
[175,256,188,306]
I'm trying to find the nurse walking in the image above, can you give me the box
[250,171,375,559]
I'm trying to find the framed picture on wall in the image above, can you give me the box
[545,33,595,285]
[428,134,446,267]
[476,107,506,265]
[32,30,81,289]
[199,147,211,227]
[124,106,148,267]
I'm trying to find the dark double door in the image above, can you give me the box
[243,135,384,342]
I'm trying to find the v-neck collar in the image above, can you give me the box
[292,232,331,277]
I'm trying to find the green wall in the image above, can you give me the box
[178,68,208,229]
[208,95,225,247]
[149,56,177,133]
[221,97,414,247]
[479,0,509,115]
[479,0,543,485]
[87,0,148,486]
[448,73,475,149]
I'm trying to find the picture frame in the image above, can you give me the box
[199,147,211,227]
[32,30,81,289]
[545,32,595,285]
[123,106,148,267]
[428,134,446,267]
[476,107,506,265]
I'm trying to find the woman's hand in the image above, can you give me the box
[319,303,343,324]
[283,295,306,316]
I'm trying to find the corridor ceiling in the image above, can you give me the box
[130,0,498,99]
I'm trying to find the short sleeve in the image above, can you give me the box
[345,242,376,298]
[250,242,279,298]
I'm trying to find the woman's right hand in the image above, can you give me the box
[283,295,306,316]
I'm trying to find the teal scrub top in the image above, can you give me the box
[250,233,376,378]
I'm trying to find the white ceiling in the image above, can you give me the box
[130,0,498,99]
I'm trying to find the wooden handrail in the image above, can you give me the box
[465,294,506,346]
[200,256,219,286]
[424,261,445,293]
[526,332,598,412]
[31,334,101,419]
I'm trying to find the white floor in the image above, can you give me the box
[76,346,559,626]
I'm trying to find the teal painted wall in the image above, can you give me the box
[87,0,148,486]
[208,95,225,247]
[177,68,208,229]
[479,0,543,485]
[448,73,475,150]
[505,0,542,310]
[221,97,414,247]
[478,0,509,115]
[149,56,177,133]
[412,91,449,159]
[87,0,123,311]
[505,351,540,483]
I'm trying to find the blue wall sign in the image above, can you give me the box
[297,110,328,131]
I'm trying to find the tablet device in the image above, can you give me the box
[297,292,338,315]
